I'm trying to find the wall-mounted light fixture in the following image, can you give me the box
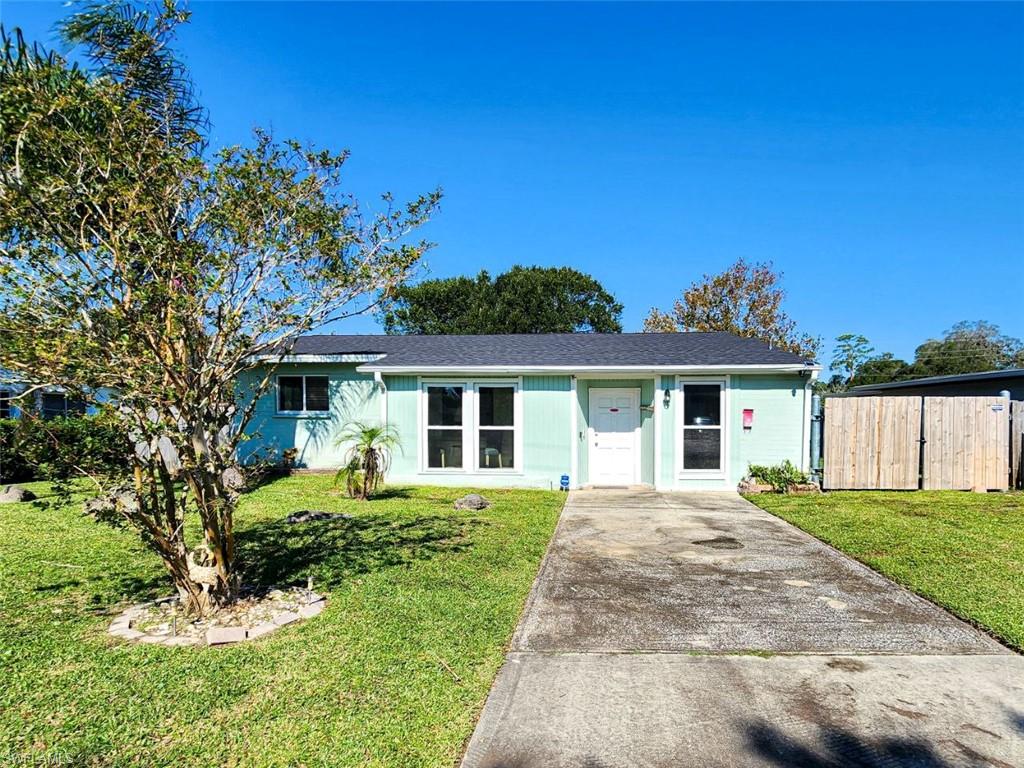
[663,388,671,408]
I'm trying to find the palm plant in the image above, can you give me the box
[334,422,400,500]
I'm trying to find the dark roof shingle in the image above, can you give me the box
[289,332,812,369]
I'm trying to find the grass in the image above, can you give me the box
[0,476,565,767]
[746,490,1024,651]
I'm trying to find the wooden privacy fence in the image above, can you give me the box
[823,395,1016,491]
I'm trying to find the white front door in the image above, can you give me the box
[588,388,640,486]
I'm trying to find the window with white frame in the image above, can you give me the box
[679,380,725,472]
[0,391,10,419]
[277,375,330,413]
[425,385,464,469]
[422,381,520,473]
[477,385,515,470]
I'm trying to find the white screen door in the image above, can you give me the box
[588,388,640,486]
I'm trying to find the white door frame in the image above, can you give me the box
[674,375,729,481]
[587,387,641,486]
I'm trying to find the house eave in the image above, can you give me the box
[253,354,385,364]
[356,363,821,376]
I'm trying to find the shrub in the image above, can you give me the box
[0,413,131,483]
[747,460,809,493]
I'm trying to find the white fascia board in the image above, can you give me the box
[358,363,821,375]
[253,354,385,364]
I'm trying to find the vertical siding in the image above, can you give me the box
[384,375,419,477]
[522,375,573,485]
[730,374,806,482]
[658,374,676,487]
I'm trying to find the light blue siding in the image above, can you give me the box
[660,373,808,490]
[236,364,807,492]
[384,375,419,477]
[238,363,379,469]
[522,375,573,484]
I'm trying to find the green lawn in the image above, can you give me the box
[0,476,564,767]
[746,491,1024,651]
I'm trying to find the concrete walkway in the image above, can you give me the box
[462,490,1024,768]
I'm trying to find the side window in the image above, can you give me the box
[277,376,330,413]
[426,386,463,469]
[477,386,515,470]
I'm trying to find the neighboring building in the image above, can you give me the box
[0,383,89,420]
[849,369,1024,401]
[237,333,819,491]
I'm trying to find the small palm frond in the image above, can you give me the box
[59,0,207,147]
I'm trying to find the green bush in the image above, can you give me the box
[0,413,130,483]
[747,460,809,493]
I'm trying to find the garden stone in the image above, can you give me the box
[299,600,326,619]
[273,611,300,627]
[246,622,278,640]
[454,493,490,511]
[206,626,247,646]
[0,485,35,503]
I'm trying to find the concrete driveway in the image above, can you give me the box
[462,490,1024,768]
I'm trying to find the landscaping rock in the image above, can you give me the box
[454,493,490,510]
[285,510,350,524]
[737,479,775,494]
[299,600,326,619]
[0,485,35,503]
[206,626,247,646]
[273,611,300,627]
[787,482,821,495]
[246,622,278,640]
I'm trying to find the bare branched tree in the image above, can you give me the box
[642,259,819,360]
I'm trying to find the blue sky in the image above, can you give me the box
[5,2,1022,369]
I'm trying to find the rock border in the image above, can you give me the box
[107,591,327,647]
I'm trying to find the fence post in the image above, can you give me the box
[917,396,927,490]
[1001,390,1012,489]
[810,394,822,485]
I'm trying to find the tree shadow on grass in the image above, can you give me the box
[236,513,481,590]
[743,718,997,768]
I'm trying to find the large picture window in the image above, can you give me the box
[679,380,725,473]
[421,381,520,473]
[277,376,330,413]
[426,385,464,469]
[477,385,515,470]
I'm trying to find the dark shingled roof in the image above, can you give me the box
[289,333,813,369]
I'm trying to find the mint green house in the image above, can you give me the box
[239,333,819,491]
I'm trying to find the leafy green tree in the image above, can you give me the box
[642,258,820,360]
[0,3,439,614]
[908,321,1023,377]
[830,334,874,384]
[849,353,912,387]
[382,266,623,334]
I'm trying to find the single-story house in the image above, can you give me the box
[848,369,1024,401]
[238,332,820,491]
